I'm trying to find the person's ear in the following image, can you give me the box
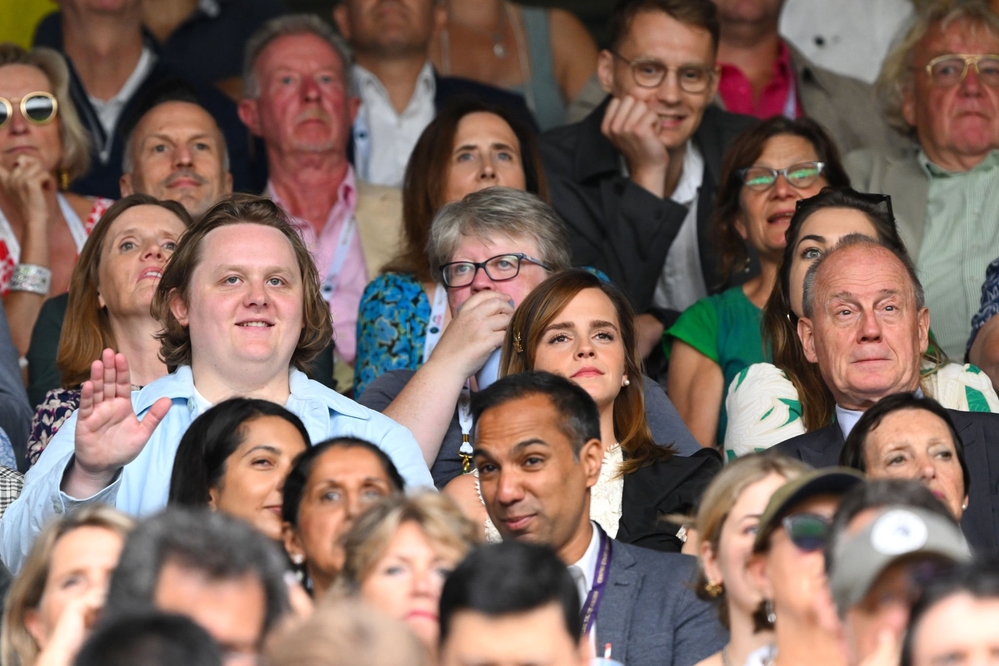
[733,211,749,241]
[282,522,306,566]
[238,98,261,137]
[901,83,917,130]
[917,306,930,354]
[746,551,774,600]
[578,438,603,489]
[332,4,351,40]
[120,173,134,196]
[799,316,818,363]
[169,290,190,327]
[348,95,361,125]
[207,484,220,510]
[700,538,724,592]
[597,50,616,94]
[706,63,721,101]
[24,608,47,649]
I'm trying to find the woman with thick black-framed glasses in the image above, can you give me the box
[0,43,113,363]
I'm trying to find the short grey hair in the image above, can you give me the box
[802,234,925,319]
[426,187,572,283]
[243,14,355,99]
[876,0,999,135]
[122,101,231,176]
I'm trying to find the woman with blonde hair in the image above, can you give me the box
[693,452,810,666]
[1,504,135,666]
[0,43,114,356]
[335,492,480,662]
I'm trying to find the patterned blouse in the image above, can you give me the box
[354,272,431,397]
[27,387,81,468]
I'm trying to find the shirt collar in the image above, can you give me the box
[917,148,999,178]
[352,61,435,102]
[265,166,358,228]
[568,521,602,600]
[836,387,925,439]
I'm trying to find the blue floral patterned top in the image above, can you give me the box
[354,272,431,397]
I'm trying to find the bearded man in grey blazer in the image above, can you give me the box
[470,371,726,666]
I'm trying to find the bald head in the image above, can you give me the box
[121,101,233,217]
[798,238,930,412]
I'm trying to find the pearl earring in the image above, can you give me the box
[622,377,630,386]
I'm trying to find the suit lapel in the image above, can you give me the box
[800,424,845,468]
[596,541,640,665]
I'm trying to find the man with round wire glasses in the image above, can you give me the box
[539,0,756,365]
[846,1,999,362]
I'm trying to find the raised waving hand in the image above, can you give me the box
[62,349,172,498]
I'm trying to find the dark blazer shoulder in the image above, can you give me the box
[776,422,844,467]
[618,449,722,553]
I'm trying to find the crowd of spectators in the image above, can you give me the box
[0,0,998,664]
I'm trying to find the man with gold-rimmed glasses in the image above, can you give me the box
[540,0,754,365]
[846,1,999,361]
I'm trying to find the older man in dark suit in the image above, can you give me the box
[471,371,726,666]
[777,234,999,557]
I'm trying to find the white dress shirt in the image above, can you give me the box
[352,61,436,187]
[652,141,708,313]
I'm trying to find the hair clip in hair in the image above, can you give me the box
[513,331,523,354]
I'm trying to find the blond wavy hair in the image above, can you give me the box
[0,43,91,183]
[1,505,135,666]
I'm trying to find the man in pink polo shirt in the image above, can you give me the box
[239,14,402,391]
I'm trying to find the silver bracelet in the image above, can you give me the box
[9,263,52,295]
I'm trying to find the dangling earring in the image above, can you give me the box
[59,169,69,191]
[513,331,523,354]
[765,599,777,626]
[292,554,304,565]
[705,580,724,597]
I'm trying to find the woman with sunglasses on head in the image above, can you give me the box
[723,188,999,458]
[0,44,113,357]
[745,468,863,666]
[665,117,849,449]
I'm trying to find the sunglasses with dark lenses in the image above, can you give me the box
[782,513,831,552]
[0,92,59,129]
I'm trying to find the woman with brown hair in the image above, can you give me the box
[1,504,135,666]
[353,98,547,396]
[0,44,114,356]
[447,269,720,551]
[665,116,849,448]
[334,492,479,663]
[723,188,998,457]
[24,194,192,467]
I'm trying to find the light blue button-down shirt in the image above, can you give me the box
[0,366,433,572]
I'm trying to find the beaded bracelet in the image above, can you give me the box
[8,263,52,296]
